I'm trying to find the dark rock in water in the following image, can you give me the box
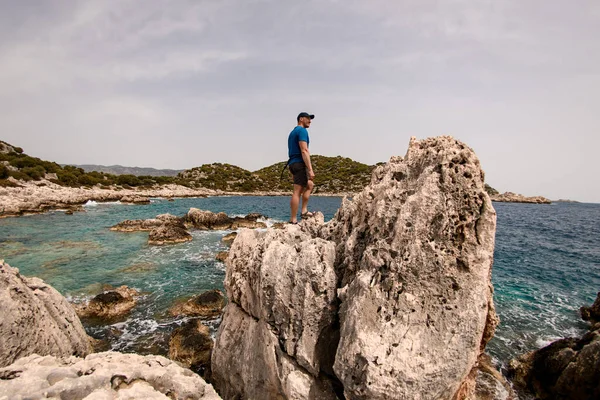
[581,292,600,324]
[186,209,232,230]
[170,289,225,318]
[221,232,237,246]
[186,208,266,230]
[169,319,214,380]
[0,261,92,367]
[0,352,220,399]
[211,136,500,400]
[75,285,139,321]
[215,251,229,262]
[149,223,193,245]
[508,295,600,400]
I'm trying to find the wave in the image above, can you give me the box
[83,200,123,207]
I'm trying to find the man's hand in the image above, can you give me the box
[308,169,315,181]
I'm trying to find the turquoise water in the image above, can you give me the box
[0,197,599,367]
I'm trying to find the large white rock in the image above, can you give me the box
[330,136,498,399]
[212,136,500,400]
[0,261,92,368]
[212,223,340,398]
[0,352,221,400]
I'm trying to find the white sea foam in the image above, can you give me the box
[83,200,98,207]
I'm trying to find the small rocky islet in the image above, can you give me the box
[0,136,587,399]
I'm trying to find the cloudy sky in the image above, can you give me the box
[1,1,598,202]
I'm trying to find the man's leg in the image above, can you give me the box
[290,184,304,223]
[301,180,314,215]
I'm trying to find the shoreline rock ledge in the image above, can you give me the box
[0,261,92,368]
[211,136,510,399]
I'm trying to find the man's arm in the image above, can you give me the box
[299,141,315,180]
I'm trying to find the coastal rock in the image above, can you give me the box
[148,223,193,245]
[110,217,165,232]
[491,192,551,204]
[169,319,213,379]
[472,355,516,400]
[215,251,229,262]
[187,209,232,230]
[221,232,237,246]
[75,285,140,320]
[508,296,600,400]
[212,136,499,400]
[0,352,221,399]
[120,195,151,204]
[169,289,225,318]
[328,136,498,399]
[0,261,92,368]
[0,179,216,218]
[581,292,600,323]
[212,221,340,399]
[186,208,267,230]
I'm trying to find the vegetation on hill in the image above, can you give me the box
[0,140,189,188]
[180,156,375,193]
[1,139,498,195]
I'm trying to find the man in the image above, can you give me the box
[288,112,315,224]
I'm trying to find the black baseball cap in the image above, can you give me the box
[297,112,315,121]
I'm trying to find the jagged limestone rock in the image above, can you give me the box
[212,136,499,400]
[329,136,498,399]
[74,285,140,321]
[0,352,221,399]
[0,261,92,368]
[212,224,339,399]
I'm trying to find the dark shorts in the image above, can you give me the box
[289,162,308,187]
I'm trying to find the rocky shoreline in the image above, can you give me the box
[490,192,552,204]
[0,179,353,219]
[0,177,555,220]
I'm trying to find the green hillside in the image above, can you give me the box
[180,156,375,193]
[0,140,375,193]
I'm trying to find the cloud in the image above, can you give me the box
[0,0,599,201]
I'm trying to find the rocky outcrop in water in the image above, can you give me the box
[120,195,151,204]
[215,251,229,262]
[148,222,193,245]
[0,261,92,368]
[508,293,600,400]
[169,289,226,318]
[211,136,502,400]
[186,208,267,230]
[74,285,140,321]
[0,352,221,399]
[169,319,214,379]
[221,232,237,246]
[490,192,551,204]
[110,213,182,232]
[581,292,600,324]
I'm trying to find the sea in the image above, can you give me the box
[0,196,599,371]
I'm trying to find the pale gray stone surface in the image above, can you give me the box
[0,352,221,400]
[212,136,500,400]
[0,261,92,368]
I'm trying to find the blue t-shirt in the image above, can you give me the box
[288,126,309,164]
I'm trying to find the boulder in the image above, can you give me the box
[186,208,267,230]
[75,285,140,321]
[148,224,193,245]
[508,295,600,400]
[0,261,92,368]
[581,292,600,323]
[169,319,213,379]
[110,218,165,232]
[212,136,499,400]
[169,289,226,318]
[0,352,221,399]
[186,209,232,230]
[215,251,229,262]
